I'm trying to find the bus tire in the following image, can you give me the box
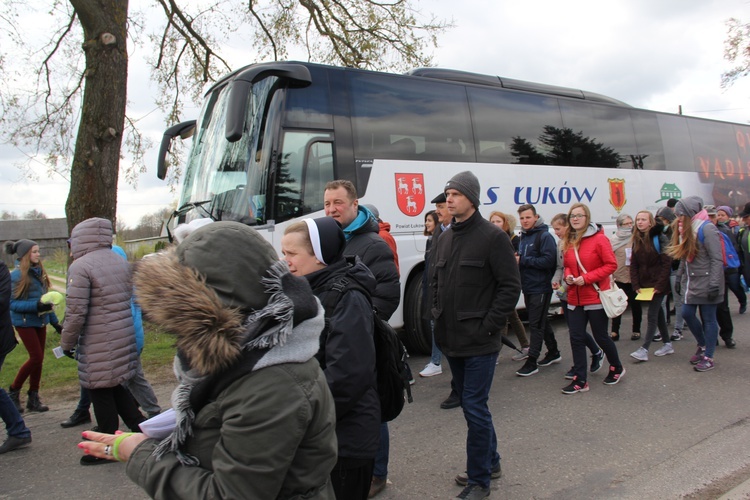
[402,273,431,355]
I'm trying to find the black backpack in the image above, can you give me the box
[318,273,413,423]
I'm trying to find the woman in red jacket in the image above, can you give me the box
[562,203,625,394]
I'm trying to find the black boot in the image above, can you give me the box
[26,391,49,413]
[60,409,92,428]
[8,387,23,414]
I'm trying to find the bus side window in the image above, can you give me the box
[303,142,334,213]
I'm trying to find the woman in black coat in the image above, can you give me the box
[282,217,380,500]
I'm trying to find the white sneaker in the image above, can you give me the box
[419,362,442,377]
[630,347,649,362]
[512,347,530,361]
[654,343,675,357]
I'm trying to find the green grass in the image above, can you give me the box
[0,323,176,396]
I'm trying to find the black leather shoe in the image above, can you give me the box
[60,409,92,428]
[0,435,31,454]
[440,391,460,409]
[725,338,737,349]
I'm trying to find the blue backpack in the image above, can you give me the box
[697,222,741,270]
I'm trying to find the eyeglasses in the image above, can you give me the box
[569,214,586,220]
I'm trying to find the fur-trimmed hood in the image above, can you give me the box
[134,250,321,377]
[134,249,325,466]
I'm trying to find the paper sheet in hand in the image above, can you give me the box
[139,408,176,439]
[635,288,655,301]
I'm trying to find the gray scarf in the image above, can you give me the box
[152,261,322,465]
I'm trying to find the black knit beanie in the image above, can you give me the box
[4,239,38,260]
[305,217,346,265]
[444,170,480,208]
[176,221,278,311]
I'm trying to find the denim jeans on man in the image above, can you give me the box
[429,320,442,366]
[373,422,389,479]
[525,293,558,360]
[0,354,31,440]
[446,353,500,489]
[682,303,719,358]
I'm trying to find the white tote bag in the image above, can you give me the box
[573,247,628,318]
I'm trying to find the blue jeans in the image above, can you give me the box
[682,303,719,358]
[430,321,442,366]
[446,353,500,489]
[373,422,389,479]
[0,354,30,439]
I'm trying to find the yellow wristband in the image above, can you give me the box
[112,432,135,462]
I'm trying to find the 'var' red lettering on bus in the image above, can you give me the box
[698,157,711,180]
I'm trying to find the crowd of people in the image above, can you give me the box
[0,180,747,499]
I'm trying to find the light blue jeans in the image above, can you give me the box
[681,303,718,358]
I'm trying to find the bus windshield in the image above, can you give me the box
[179,77,277,224]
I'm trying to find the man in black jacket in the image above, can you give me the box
[0,262,32,454]
[324,180,400,320]
[515,204,564,377]
[431,171,521,499]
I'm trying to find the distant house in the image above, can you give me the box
[0,218,69,267]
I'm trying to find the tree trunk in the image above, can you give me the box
[65,0,129,234]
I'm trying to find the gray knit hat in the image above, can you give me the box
[655,206,676,223]
[444,171,480,208]
[4,239,38,260]
[176,221,279,312]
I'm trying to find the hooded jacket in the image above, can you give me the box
[61,218,137,389]
[563,223,618,306]
[307,257,380,461]
[342,207,400,320]
[0,262,18,358]
[518,218,557,294]
[126,252,338,499]
[8,263,59,328]
[630,224,672,293]
[674,197,725,305]
[431,210,521,357]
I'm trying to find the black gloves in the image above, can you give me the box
[36,301,54,313]
[51,323,63,334]
[674,282,681,295]
[63,348,76,359]
[707,288,720,301]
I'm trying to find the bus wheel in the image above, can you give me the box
[402,273,431,355]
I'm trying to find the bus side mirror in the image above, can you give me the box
[157,120,197,180]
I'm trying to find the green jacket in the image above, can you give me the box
[126,359,337,499]
[127,250,338,500]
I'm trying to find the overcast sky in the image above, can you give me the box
[2,0,750,227]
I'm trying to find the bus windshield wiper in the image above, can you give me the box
[165,200,216,242]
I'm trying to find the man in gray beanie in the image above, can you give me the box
[431,171,521,498]
[444,171,481,209]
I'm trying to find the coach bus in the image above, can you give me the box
[156,61,750,354]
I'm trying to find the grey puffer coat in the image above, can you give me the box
[60,218,137,389]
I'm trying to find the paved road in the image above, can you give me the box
[2,300,750,499]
